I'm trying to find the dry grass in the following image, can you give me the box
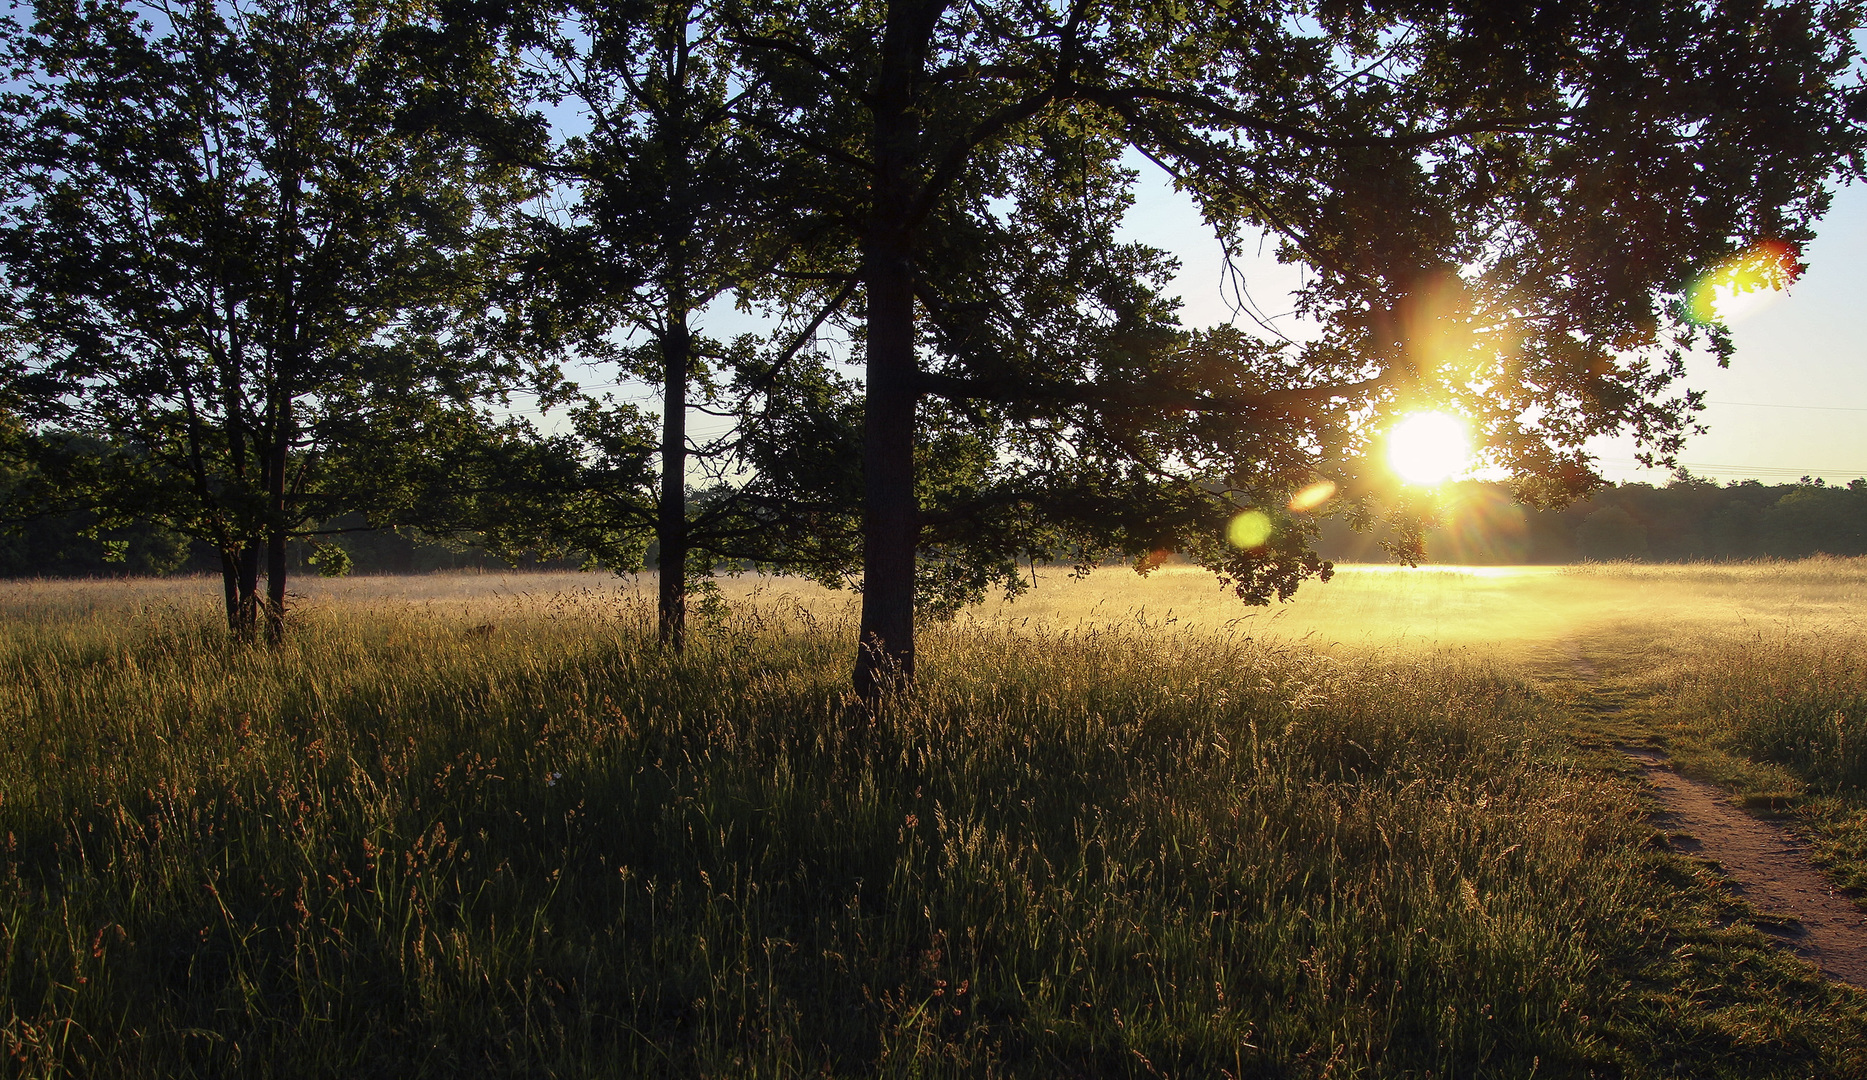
[0,567,1863,1076]
[972,557,1867,656]
[23,553,1860,655]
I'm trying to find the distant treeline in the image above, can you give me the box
[1322,477,1867,565]
[9,477,1867,578]
[0,512,579,580]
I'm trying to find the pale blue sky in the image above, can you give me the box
[1116,158,1867,486]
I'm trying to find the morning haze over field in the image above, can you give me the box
[258,557,1867,664]
[7,0,1867,1075]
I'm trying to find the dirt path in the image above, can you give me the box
[1621,747,1867,988]
[1552,641,1867,988]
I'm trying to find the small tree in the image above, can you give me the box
[444,0,862,648]
[0,0,529,637]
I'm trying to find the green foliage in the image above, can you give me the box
[435,0,869,646]
[719,0,1867,685]
[0,586,1862,1075]
[1762,481,1867,558]
[0,448,196,576]
[6,0,1864,673]
[305,541,354,578]
[1576,505,1651,561]
[0,0,537,633]
[0,512,192,577]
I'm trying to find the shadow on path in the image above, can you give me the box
[1620,745,1867,989]
[1549,635,1867,988]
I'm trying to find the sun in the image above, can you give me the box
[1387,412,1472,485]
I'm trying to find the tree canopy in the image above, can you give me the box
[0,0,538,637]
[1,0,1861,690]
[727,0,1864,692]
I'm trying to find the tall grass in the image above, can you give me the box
[1657,631,1867,790]
[0,581,1858,1076]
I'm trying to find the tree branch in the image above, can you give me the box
[1069,80,1566,151]
[917,368,1390,418]
[745,278,858,393]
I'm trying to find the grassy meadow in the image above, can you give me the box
[0,564,1864,1076]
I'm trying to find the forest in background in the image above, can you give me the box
[1326,475,1867,565]
[9,474,1867,578]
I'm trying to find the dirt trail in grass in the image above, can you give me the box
[1621,746,1867,988]
[1558,645,1867,988]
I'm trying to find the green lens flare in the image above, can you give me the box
[1228,510,1273,549]
[1686,240,1798,327]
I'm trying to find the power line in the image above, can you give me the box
[1707,399,1867,412]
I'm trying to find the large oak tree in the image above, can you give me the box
[729,0,1864,694]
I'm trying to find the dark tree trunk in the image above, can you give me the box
[852,3,935,697]
[263,389,292,643]
[657,318,690,650]
[268,90,301,646]
[265,525,287,643]
[853,238,921,696]
[657,43,697,652]
[236,540,261,641]
[219,546,242,635]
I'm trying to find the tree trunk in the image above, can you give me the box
[853,236,921,697]
[658,43,696,652]
[265,525,287,643]
[852,10,930,697]
[236,540,261,641]
[263,389,292,643]
[268,72,301,646]
[657,318,690,650]
[219,546,242,635]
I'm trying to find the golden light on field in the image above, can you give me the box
[1386,412,1472,485]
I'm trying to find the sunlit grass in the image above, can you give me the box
[0,568,1862,1075]
[972,557,1867,662]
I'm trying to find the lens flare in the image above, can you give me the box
[1430,483,1531,563]
[1387,412,1472,486]
[1228,509,1273,549]
[1287,480,1337,513]
[1686,240,1799,326]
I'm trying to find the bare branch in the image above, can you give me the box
[1069,80,1566,152]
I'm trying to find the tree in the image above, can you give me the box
[0,0,529,638]
[430,0,867,649]
[1576,505,1650,560]
[1762,480,1867,557]
[729,0,1863,695]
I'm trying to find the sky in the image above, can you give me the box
[1115,157,1867,487]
